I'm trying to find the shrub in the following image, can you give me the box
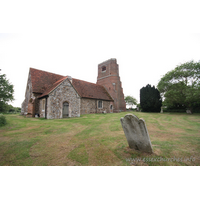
[0,114,7,127]
[140,84,162,112]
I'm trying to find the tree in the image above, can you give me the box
[124,96,137,109]
[0,71,14,112]
[140,84,162,112]
[157,60,200,113]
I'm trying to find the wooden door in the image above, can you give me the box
[63,102,69,118]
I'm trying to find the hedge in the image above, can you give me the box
[0,114,7,127]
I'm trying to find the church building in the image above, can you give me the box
[21,58,126,119]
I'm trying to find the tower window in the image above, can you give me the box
[102,66,106,72]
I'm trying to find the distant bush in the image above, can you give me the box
[163,108,186,113]
[0,114,7,127]
[126,108,135,111]
[193,108,200,113]
[140,84,162,112]
[163,108,200,113]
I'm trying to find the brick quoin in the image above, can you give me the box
[96,58,126,112]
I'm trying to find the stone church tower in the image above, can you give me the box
[97,58,126,112]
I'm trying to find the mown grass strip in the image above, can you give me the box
[0,113,200,166]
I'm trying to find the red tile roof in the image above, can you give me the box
[30,68,113,101]
[39,77,68,98]
[30,68,65,94]
[72,78,113,101]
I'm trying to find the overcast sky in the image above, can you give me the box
[1,0,200,107]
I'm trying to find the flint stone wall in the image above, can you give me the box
[81,98,113,114]
[21,71,41,116]
[120,114,153,153]
[45,79,81,119]
[21,71,32,115]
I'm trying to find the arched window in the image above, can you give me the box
[110,105,113,110]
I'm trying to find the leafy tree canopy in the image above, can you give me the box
[125,96,137,108]
[140,84,162,112]
[157,60,200,113]
[0,71,14,112]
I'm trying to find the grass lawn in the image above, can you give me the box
[0,112,200,166]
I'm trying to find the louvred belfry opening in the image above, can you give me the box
[102,66,106,71]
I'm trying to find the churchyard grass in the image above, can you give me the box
[0,112,200,166]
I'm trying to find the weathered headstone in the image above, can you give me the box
[120,114,153,153]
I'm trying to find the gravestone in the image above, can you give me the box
[120,114,153,153]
